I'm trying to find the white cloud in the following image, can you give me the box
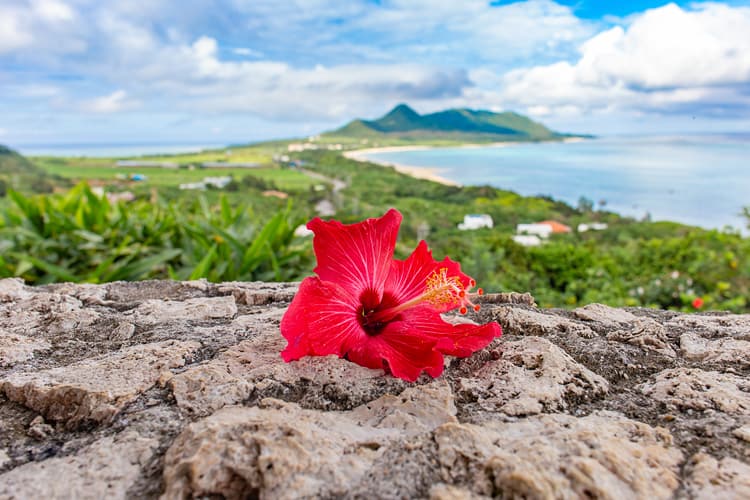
[232,47,263,58]
[32,0,75,23]
[496,3,750,118]
[1,0,750,140]
[0,6,33,53]
[0,0,83,57]
[81,90,137,113]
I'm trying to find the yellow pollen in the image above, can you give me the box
[424,268,464,307]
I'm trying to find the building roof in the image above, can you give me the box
[538,220,572,233]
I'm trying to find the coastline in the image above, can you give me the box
[343,146,460,186]
[343,137,587,187]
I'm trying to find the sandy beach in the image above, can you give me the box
[344,146,460,186]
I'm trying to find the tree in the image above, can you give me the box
[577,196,593,213]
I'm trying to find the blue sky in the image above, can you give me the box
[1,0,750,146]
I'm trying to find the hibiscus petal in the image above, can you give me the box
[399,305,502,357]
[348,320,445,382]
[384,240,472,312]
[280,277,365,361]
[308,208,401,300]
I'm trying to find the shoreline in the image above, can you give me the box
[343,137,587,187]
[343,146,460,186]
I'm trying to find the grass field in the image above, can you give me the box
[135,144,276,164]
[30,156,319,192]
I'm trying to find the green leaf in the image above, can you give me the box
[189,244,217,280]
[9,252,78,282]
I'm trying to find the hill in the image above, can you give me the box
[0,145,56,194]
[324,104,567,142]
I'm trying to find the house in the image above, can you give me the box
[512,235,542,247]
[458,214,493,230]
[537,220,572,233]
[203,176,232,189]
[287,143,319,152]
[578,222,609,232]
[516,220,572,238]
[179,182,206,190]
[516,223,553,238]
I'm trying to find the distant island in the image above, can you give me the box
[323,103,580,143]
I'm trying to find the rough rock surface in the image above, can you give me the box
[0,278,748,499]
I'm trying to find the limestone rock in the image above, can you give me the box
[574,303,638,326]
[170,327,411,416]
[492,306,597,338]
[734,425,750,443]
[125,296,237,326]
[428,484,476,500]
[434,412,682,499]
[456,336,609,417]
[680,332,750,367]
[162,383,456,499]
[607,317,676,357]
[667,313,750,340]
[0,278,31,302]
[639,368,750,415]
[217,281,298,305]
[0,280,746,497]
[0,331,50,367]
[0,431,158,499]
[0,290,99,337]
[685,453,750,499]
[2,340,200,427]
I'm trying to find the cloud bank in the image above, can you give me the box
[1,0,749,142]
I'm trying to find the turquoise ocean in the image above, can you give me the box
[363,135,750,232]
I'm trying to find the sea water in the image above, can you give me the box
[363,135,750,231]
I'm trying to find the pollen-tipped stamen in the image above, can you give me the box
[363,268,487,323]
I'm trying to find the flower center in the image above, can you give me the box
[360,268,483,334]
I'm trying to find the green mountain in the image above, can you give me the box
[325,104,566,141]
[0,145,54,194]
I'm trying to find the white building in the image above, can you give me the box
[516,223,553,238]
[287,143,319,152]
[578,222,609,232]
[179,182,206,190]
[458,214,494,230]
[203,176,233,188]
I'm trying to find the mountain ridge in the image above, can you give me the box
[325,104,567,141]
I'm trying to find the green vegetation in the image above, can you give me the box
[0,131,747,314]
[324,103,571,143]
[0,183,311,284]
[294,150,750,313]
[0,145,64,195]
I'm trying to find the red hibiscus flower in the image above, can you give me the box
[280,209,502,381]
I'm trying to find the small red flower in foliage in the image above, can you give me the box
[692,297,704,309]
[280,209,502,381]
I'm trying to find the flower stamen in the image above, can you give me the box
[363,267,485,324]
